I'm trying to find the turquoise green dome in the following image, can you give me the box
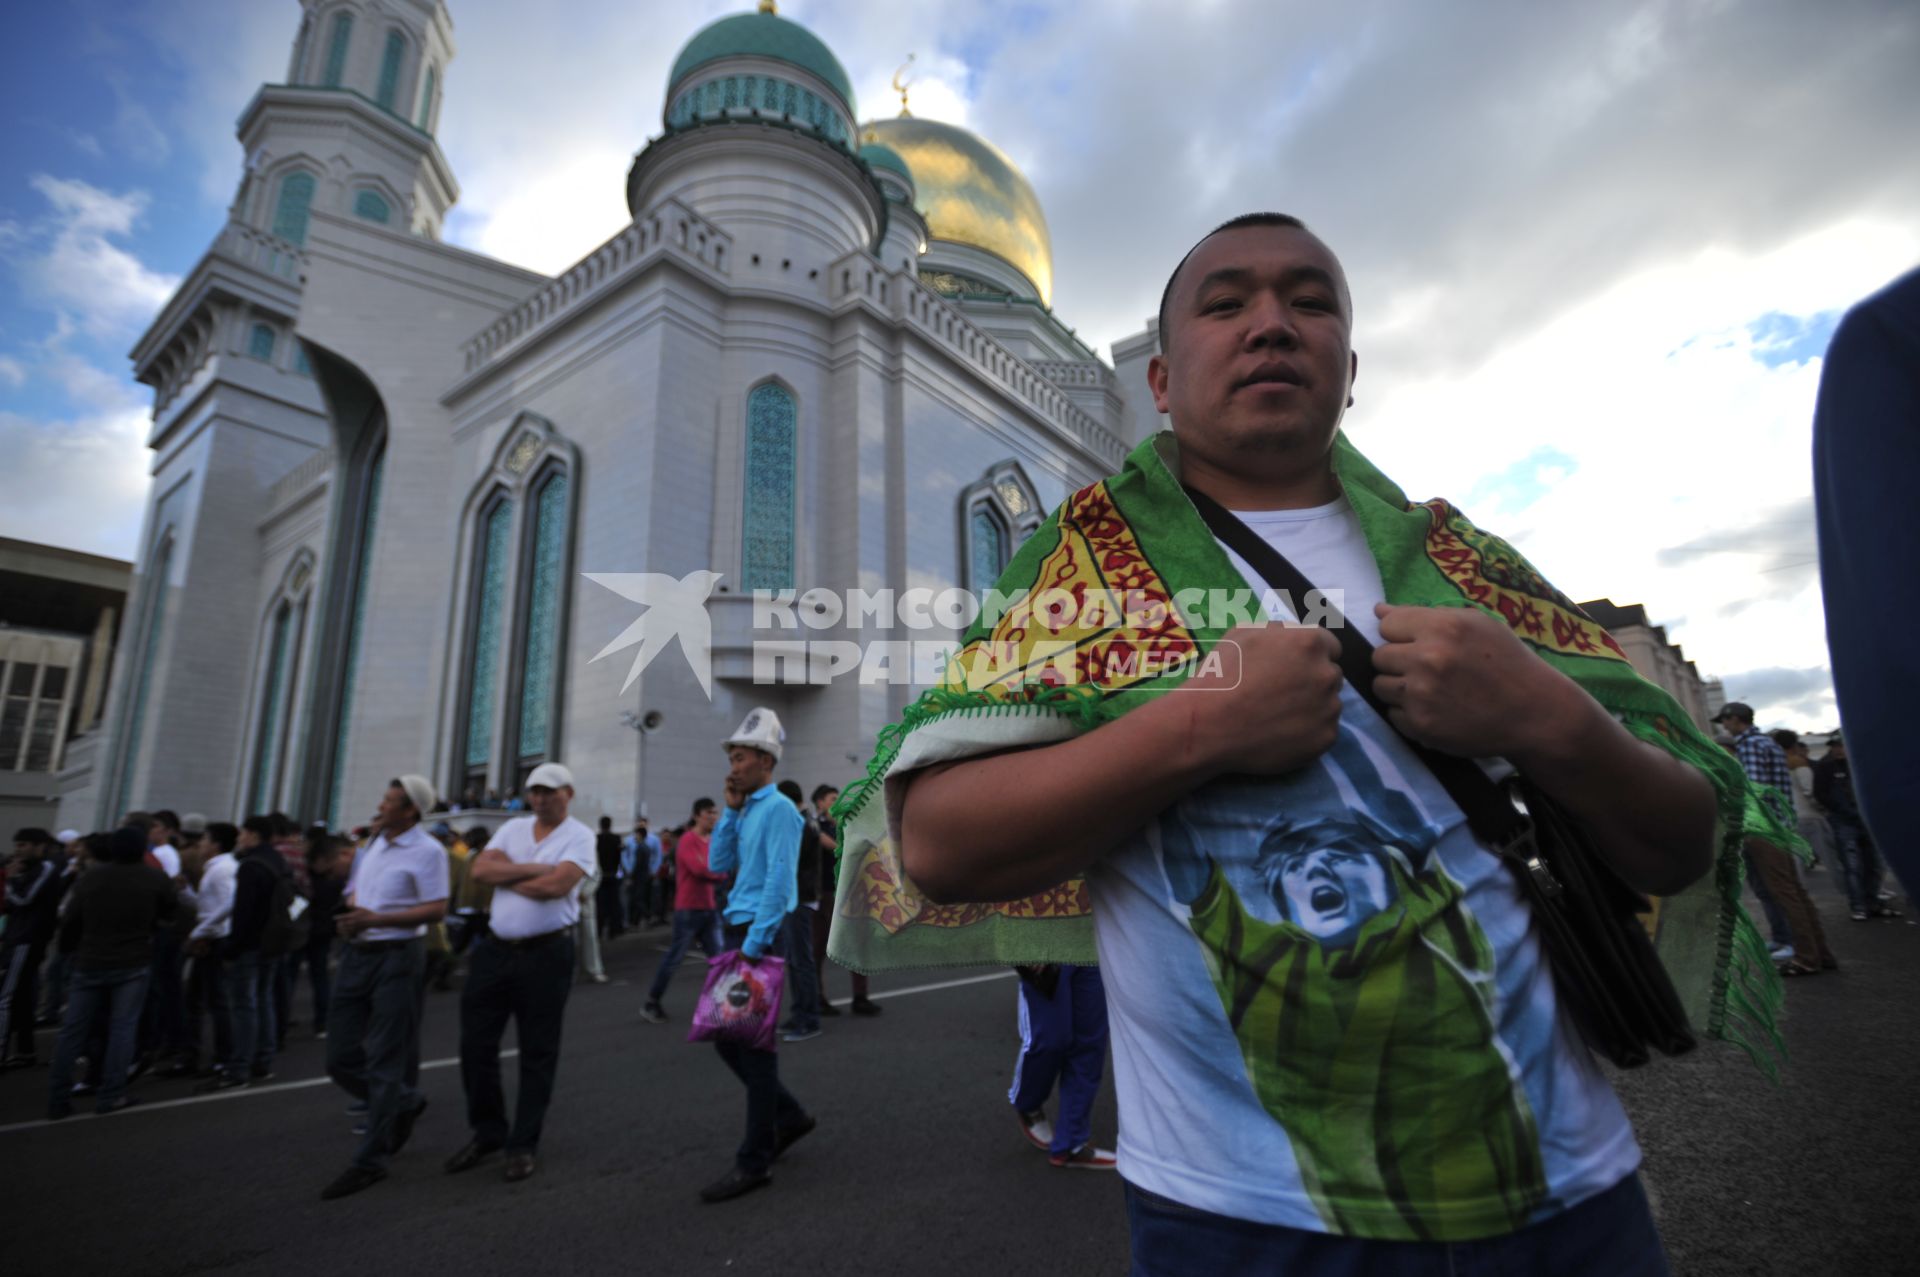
[859,142,911,182]
[668,7,857,116]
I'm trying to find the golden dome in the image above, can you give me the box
[861,116,1053,306]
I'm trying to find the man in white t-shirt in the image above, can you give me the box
[444,762,596,1184]
[892,216,1721,1273]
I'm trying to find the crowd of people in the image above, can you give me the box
[0,708,995,1202]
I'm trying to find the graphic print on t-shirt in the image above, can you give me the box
[1157,729,1548,1242]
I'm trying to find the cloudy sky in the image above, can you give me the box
[2,0,1915,727]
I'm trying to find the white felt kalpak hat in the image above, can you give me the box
[723,707,785,763]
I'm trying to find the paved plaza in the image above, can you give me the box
[2,865,1913,1276]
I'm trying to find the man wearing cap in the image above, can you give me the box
[699,708,817,1203]
[444,762,596,1183]
[1715,703,1836,975]
[320,775,450,1200]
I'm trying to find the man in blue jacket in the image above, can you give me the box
[699,707,817,1203]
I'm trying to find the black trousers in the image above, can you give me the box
[715,921,808,1174]
[459,931,574,1152]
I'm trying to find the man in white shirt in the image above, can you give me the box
[444,762,596,1184]
[320,775,449,1201]
[177,822,239,1078]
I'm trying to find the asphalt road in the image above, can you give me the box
[2,862,1913,1277]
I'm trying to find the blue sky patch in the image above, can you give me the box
[1463,446,1579,517]
[1744,309,1840,369]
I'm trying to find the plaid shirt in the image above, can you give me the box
[1732,728,1796,825]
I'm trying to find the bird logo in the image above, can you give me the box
[584,570,725,698]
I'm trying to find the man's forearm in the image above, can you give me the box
[901,693,1216,903]
[368,900,449,928]
[1512,695,1717,897]
[471,852,544,885]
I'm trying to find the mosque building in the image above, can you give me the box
[62,0,1151,828]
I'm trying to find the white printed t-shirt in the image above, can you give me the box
[1089,495,1640,1241]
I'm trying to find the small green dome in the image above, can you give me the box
[668,8,857,117]
[860,142,911,182]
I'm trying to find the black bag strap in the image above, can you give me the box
[1183,484,1531,852]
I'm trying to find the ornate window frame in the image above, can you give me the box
[443,413,580,800]
[958,460,1043,591]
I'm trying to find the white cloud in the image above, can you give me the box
[17,175,180,339]
[0,355,25,389]
[0,390,151,559]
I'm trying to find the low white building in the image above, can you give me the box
[69,0,1156,831]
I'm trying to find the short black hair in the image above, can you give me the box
[242,815,275,843]
[1157,212,1309,354]
[1768,728,1802,750]
[691,797,716,817]
[206,822,240,854]
[153,809,182,833]
[810,783,838,804]
[776,779,804,805]
[598,816,613,831]
[13,827,54,846]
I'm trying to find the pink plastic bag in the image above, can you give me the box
[687,950,786,1052]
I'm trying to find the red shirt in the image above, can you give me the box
[674,829,724,911]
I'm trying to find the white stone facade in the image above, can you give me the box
[70,2,1136,832]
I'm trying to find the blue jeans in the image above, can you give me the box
[1009,964,1108,1156]
[326,940,428,1170]
[1828,815,1884,913]
[1125,1174,1669,1276]
[781,907,820,1034]
[47,965,149,1115]
[222,950,277,1075]
[646,909,724,1005]
[460,932,574,1152]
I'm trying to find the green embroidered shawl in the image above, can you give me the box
[827,431,1797,1069]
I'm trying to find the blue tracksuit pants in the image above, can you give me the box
[1008,964,1109,1157]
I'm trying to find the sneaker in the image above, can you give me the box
[1769,943,1795,960]
[1017,1108,1054,1152]
[70,1080,98,1096]
[1049,1143,1118,1170]
[850,998,884,1017]
[352,1120,369,1136]
[589,973,610,984]
[699,1166,771,1203]
[0,1054,40,1072]
[818,999,841,1017]
[638,1002,668,1024]
[1852,910,1870,922]
[782,1026,822,1043]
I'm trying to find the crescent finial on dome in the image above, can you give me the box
[892,54,916,117]
[758,0,777,13]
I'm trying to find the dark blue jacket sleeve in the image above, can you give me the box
[1814,265,1920,885]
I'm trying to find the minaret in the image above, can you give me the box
[234,0,459,243]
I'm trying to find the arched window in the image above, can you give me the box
[353,190,391,224]
[293,346,313,377]
[249,603,294,813]
[272,172,315,246]
[249,323,277,362]
[742,382,796,592]
[417,65,436,130]
[376,31,405,110]
[969,506,1009,590]
[960,461,1044,592]
[323,11,353,88]
[326,443,384,825]
[516,470,569,762]
[111,533,174,818]
[462,497,514,781]
[449,418,577,797]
